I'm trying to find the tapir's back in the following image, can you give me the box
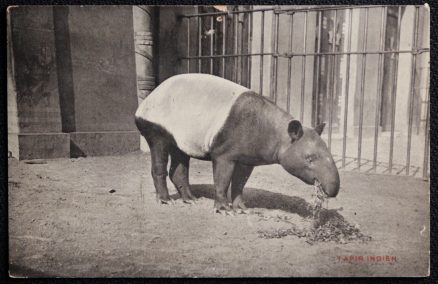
[135,74,249,158]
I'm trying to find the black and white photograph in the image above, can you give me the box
[7,4,430,277]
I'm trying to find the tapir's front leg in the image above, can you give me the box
[231,163,253,213]
[212,158,235,215]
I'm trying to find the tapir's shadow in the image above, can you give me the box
[189,184,343,224]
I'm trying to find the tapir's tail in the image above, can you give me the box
[135,116,176,144]
[135,116,150,138]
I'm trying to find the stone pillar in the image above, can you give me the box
[56,6,139,157]
[7,6,70,160]
[133,6,155,152]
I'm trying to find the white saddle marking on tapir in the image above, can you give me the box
[135,74,249,157]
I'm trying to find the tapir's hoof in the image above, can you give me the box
[180,194,197,205]
[182,198,196,205]
[213,200,235,216]
[234,208,252,214]
[178,187,198,204]
[232,201,250,214]
[157,198,175,205]
[213,208,235,216]
[214,200,231,211]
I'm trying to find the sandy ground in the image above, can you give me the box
[8,151,429,277]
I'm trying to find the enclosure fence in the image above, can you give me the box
[180,5,430,180]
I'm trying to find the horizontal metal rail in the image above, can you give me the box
[276,5,424,14]
[182,7,276,17]
[181,5,425,18]
[181,48,430,60]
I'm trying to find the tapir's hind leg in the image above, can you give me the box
[136,118,173,204]
[231,163,253,213]
[148,140,173,204]
[169,147,197,203]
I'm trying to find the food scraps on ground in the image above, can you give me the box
[257,182,372,245]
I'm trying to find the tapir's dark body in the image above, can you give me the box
[135,74,340,212]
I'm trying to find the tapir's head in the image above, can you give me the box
[278,120,340,198]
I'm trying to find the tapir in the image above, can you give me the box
[135,73,340,213]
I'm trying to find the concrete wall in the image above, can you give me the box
[8,6,140,159]
[8,6,69,159]
[64,6,139,157]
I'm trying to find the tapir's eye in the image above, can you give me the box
[306,154,317,163]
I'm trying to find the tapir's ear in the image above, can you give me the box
[288,120,303,143]
[314,122,326,136]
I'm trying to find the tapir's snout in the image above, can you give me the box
[320,169,340,198]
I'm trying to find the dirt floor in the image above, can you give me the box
[8,151,429,277]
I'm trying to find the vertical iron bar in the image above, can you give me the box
[239,14,244,85]
[300,11,308,122]
[248,12,253,89]
[259,11,265,95]
[328,10,337,152]
[234,13,238,82]
[357,8,369,170]
[270,11,279,103]
[198,16,202,72]
[423,68,430,180]
[187,17,190,73]
[314,11,323,126]
[274,12,279,103]
[406,6,420,175]
[372,7,387,172]
[222,15,226,77]
[342,8,353,168]
[388,6,402,174]
[210,16,214,74]
[286,13,293,113]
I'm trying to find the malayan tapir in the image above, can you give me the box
[135,73,340,214]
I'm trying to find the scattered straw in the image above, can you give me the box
[257,181,372,245]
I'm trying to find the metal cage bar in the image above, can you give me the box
[406,6,420,175]
[259,11,265,95]
[342,8,353,169]
[210,16,214,74]
[286,13,294,114]
[423,69,430,180]
[197,16,202,72]
[313,11,323,126]
[247,12,253,89]
[270,11,280,103]
[222,15,226,77]
[327,10,337,152]
[299,11,308,122]
[388,6,403,174]
[372,7,387,172]
[233,13,239,82]
[187,17,191,72]
[238,14,243,84]
[357,7,369,170]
